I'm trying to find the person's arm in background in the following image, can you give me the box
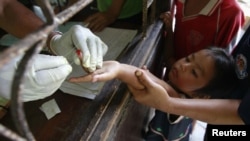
[84,0,126,32]
[160,0,176,69]
[129,69,244,125]
[160,11,175,70]
[0,0,43,38]
[164,98,243,125]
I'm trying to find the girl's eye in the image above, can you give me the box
[192,69,198,78]
[185,56,190,62]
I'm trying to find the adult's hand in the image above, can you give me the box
[84,12,116,32]
[49,25,108,73]
[160,11,172,30]
[0,54,72,102]
[128,70,170,110]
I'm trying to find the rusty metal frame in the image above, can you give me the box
[0,0,155,140]
[0,0,93,140]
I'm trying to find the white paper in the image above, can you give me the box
[59,22,138,99]
[40,99,61,120]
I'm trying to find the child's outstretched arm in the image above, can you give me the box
[69,61,145,90]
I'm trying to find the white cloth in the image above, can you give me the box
[189,120,207,141]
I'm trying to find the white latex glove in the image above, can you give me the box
[0,54,72,102]
[49,25,108,72]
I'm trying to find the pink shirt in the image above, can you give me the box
[173,0,245,59]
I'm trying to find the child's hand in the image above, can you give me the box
[91,61,120,82]
[160,11,172,30]
[69,61,120,83]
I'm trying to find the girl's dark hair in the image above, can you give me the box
[193,47,238,99]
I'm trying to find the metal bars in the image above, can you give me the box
[0,0,154,140]
[0,0,93,140]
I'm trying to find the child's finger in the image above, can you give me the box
[68,74,93,83]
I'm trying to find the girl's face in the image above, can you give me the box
[168,50,215,97]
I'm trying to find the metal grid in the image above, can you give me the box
[0,0,155,140]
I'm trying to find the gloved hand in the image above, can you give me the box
[0,54,72,102]
[49,25,108,72]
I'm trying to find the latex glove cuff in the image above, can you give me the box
[46,31,63,55]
